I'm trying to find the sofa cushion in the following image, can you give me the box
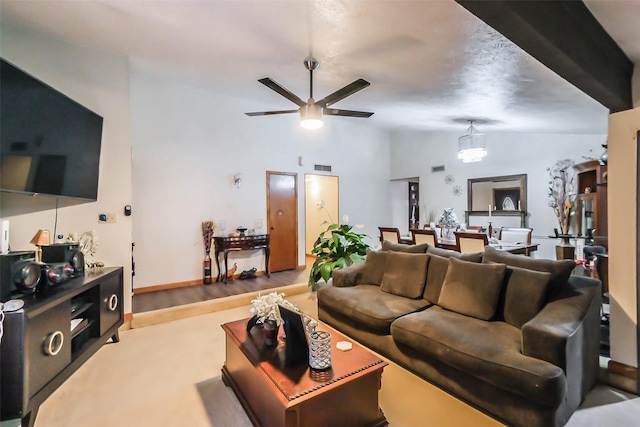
[438,257,506,320]
[391,306,566,407]
[501,266,553,328]
[380,252,430,299]
[317,285,430,333]
[427,246,483,262]
[483,246,574,295]
[360,250,388,285]
[382,240,429,253]
[423,254,448,303]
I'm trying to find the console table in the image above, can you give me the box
[214,235,270,284]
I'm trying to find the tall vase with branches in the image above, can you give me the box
[202,221,214,284]
[548,160,576,259]
[548,159,576,236]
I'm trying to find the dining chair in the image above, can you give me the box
[465,225,483,233]
[411,229,439,247]
[378,227,401,244]
[454,231,488,253]
[498,227,533,244]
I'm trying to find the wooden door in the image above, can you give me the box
[267,172,298,272]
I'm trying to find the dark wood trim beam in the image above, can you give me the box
[456,0,634,113]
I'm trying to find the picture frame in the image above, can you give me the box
[493,187,521,211]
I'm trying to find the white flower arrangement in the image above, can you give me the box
[249,292,298,325]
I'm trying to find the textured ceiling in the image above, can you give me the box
[1,0,638,134]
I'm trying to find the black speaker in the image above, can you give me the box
[0,251,40,302]
[41,243,84,277]
[37,262,74,291]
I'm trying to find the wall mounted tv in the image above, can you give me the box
[1,58,103,201]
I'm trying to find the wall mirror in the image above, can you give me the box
[466,174,527,226]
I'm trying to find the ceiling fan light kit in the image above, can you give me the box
[300,102,323,129]
[457,120,487,163]
[246,57,373,129]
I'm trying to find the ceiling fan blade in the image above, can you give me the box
[316,79,371,107]
[323,108,374,118]
[258,78,306,107]
[245,109,299,116]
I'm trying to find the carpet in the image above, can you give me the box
[196,377,252,427]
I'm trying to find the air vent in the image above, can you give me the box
[314,164,332,172]
[431,165,445,173]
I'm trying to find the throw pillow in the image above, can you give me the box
[500,266,553,328]
[360,250,388,286]
[438,257,506,320]
[380,252,430,299]
[427,246,483,263]
[382,240,429,253]
[482,246,574,295]
[423,254,449,303]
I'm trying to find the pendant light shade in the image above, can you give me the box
[300,102,323,130]
[458,121,487,163]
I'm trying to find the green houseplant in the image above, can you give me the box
[308,223,370,286]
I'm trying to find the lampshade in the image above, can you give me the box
[300,103,323,130]
[30,229,51,246]
[457,121,487,163]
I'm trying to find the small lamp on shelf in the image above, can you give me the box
[30,229,51,263]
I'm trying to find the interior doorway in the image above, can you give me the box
[266,171,298,272]
[305,174,339,256]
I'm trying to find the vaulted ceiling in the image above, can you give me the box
[1,1,638,134]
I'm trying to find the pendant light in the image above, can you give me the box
[457,120,487,163]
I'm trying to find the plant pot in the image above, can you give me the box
[555,237,575,260]
[264,321,279,346]
[203,255,212,285]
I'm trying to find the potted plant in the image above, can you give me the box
[308,220,370,287]
[248,292,298,345]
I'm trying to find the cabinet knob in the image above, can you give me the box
[43,331,64,356]
[108,294,118,312]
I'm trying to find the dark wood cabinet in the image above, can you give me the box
[0,267,124,427]
[575,160,608,248]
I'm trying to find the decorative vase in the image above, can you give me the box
[443,228,455,240]
[555,237,575,260]
[203,254,212,285]
[263,321,279,346]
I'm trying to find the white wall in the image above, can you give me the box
[0,25,133,312]
[389,130,606,259]
[130,62,390,289]
[608,107,640,369]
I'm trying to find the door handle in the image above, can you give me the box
[271,226,276,230]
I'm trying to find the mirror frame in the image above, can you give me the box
[466,174,528,227]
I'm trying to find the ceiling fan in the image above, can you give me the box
[245,57,373,129]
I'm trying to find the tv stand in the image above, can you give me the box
[0,267,124,427]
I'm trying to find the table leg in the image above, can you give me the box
[215,250,222,282]
[264,247,270,278]
[224,250,229,284]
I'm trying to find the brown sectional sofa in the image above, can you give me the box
[317,242,601,427]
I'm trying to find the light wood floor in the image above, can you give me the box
[132,265,312,313]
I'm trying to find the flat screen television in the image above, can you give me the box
[0,58,103,201]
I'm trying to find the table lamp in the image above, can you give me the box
[30,229,51,263]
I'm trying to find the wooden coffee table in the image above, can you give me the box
[221,318,388,427]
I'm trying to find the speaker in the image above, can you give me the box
[37,262,73,291]
[41,243,84,277]
[0,251,40,302]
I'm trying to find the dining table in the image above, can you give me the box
[439,238,539,256]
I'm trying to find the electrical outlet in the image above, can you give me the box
[99,213,116,224]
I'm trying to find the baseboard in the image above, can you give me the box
[133,279,204,294]
[608,359,638,379]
